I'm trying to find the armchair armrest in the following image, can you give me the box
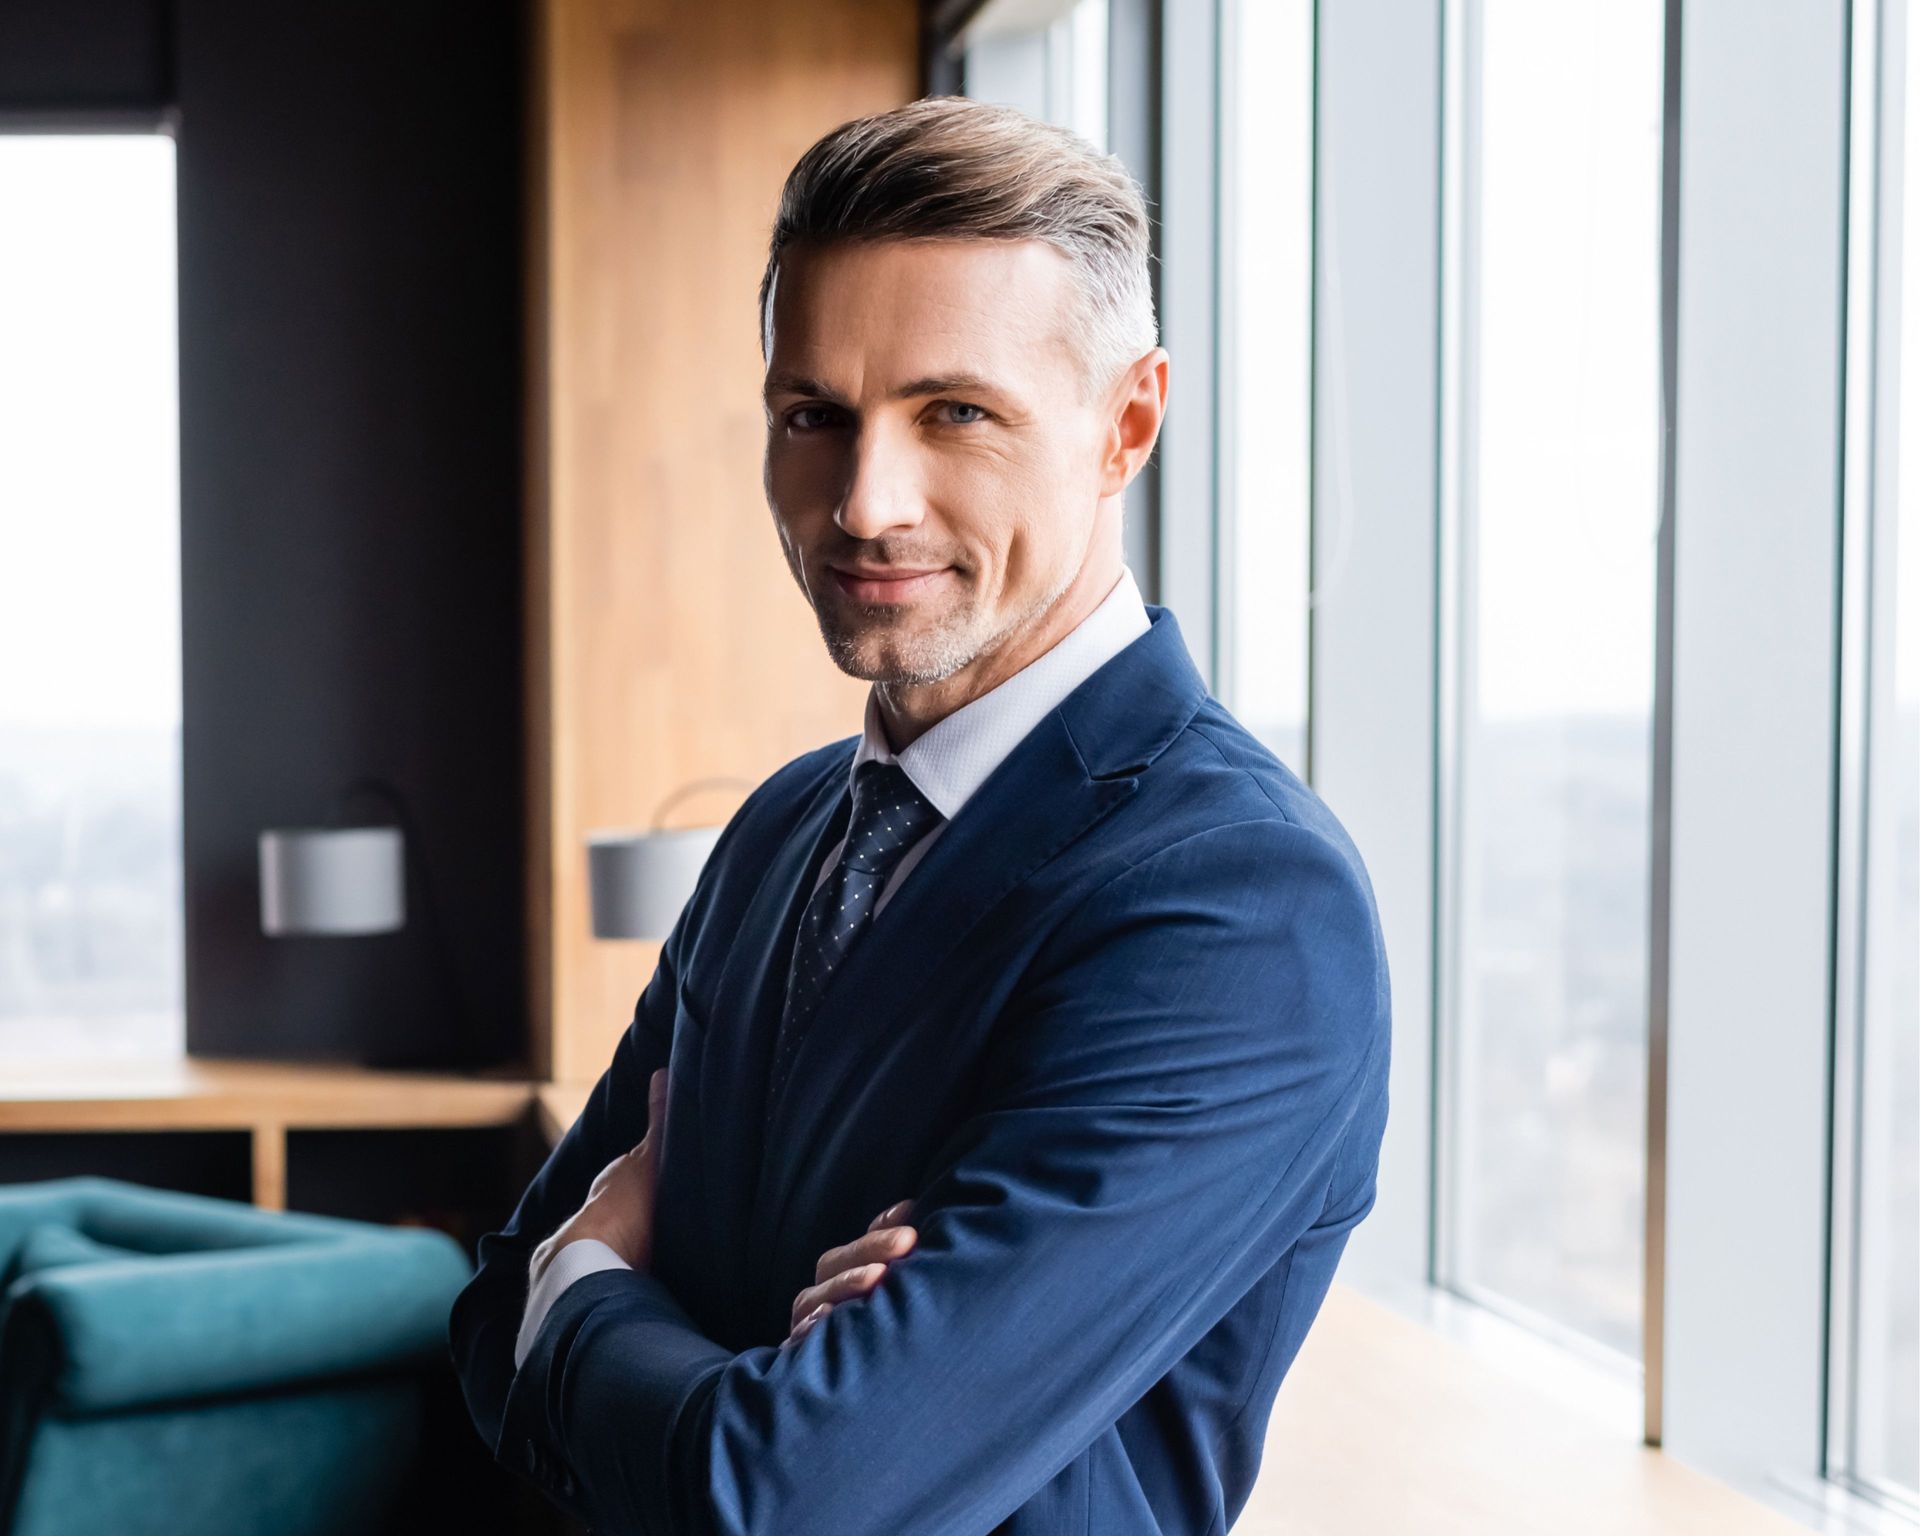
[0,1177,389,1268]
[0,1184,471,1414]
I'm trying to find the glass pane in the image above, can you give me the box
[1063,0,1108,153]
[1444,0,1663,1361]
[1221,0,1312,770]
[0,136,183,1061]
[963,0,1108,150]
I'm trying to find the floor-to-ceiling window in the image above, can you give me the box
[0,134,183,1061]
[1435,0,1665,1366]
[960,0,1109,152]
[1217,0,1314,773]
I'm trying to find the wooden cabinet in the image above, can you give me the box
[0,1056,536,1210]
[523,0,918,1087]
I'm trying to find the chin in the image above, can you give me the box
[818,613,979,687]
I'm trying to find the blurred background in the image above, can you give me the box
[0,0,1912,1533]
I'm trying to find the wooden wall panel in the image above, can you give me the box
[531,0,920,1084]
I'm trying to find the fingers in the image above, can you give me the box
[867,1199,913,1233]
[813,1222,916,1285]
[789,1260,892,1331]
[782,1301,831,1348]
[781,1202,920,1349]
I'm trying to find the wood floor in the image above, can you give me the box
[1249,1283,1809,1534]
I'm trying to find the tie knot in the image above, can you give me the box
[842,760,944,875]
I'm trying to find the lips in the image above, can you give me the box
[828,565,949,603]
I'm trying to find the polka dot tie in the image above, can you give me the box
[764,760,946,1131]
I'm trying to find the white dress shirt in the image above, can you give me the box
[514,563,1151,1368]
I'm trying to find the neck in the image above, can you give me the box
[874,543,1124,753]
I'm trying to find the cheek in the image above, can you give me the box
[931,445,1078,566]
[928,437,1058,513]
[1000,447,1102,576]
[926,456,1024,552]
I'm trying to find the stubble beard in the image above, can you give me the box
[813,560,1079,689]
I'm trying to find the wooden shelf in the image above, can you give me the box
[534,1082,590,1143]
[0,1055,540,1209]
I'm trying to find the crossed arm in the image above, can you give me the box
[451,817,1387,1536]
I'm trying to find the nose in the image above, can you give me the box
[835,417,926,542]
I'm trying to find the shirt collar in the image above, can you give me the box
[846,563,1152,820]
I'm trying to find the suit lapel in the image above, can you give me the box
[742,602,1210,1283]
[696,758,850,1296]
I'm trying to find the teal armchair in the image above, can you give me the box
[0,1176,473,1536]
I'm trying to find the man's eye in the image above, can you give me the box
[934,401,989,425]
[786,405,840,431]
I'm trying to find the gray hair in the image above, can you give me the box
[759,95,1158,397]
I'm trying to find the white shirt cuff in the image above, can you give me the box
[513,1237,633,1370]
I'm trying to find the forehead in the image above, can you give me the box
[766,237,1082,393]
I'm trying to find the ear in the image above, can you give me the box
[1097,348,1170,498]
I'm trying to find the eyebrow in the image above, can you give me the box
[762,371,1010,405]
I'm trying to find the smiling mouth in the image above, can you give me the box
[828,566,951,604]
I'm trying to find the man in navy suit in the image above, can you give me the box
[450,94,1391,1535]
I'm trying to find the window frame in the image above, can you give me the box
[1831,0,1920,1519]
[1657,0,1848,1513]
[1430,0,1669,1386]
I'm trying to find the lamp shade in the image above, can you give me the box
[587,826,721,940]
[259,825,405,936]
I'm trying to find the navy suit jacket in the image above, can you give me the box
[450,601,1392,1536]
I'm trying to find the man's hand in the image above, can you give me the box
[782,1198,919,1348]
[530,1066,670,1289]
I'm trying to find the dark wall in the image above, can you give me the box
[174,1,525,1068]
[4,0,528,1069]
[0,0,172,112]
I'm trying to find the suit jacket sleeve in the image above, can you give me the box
[448,802,730,1512]
[514,1236,633,1370]
[495,814,1391,1536]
